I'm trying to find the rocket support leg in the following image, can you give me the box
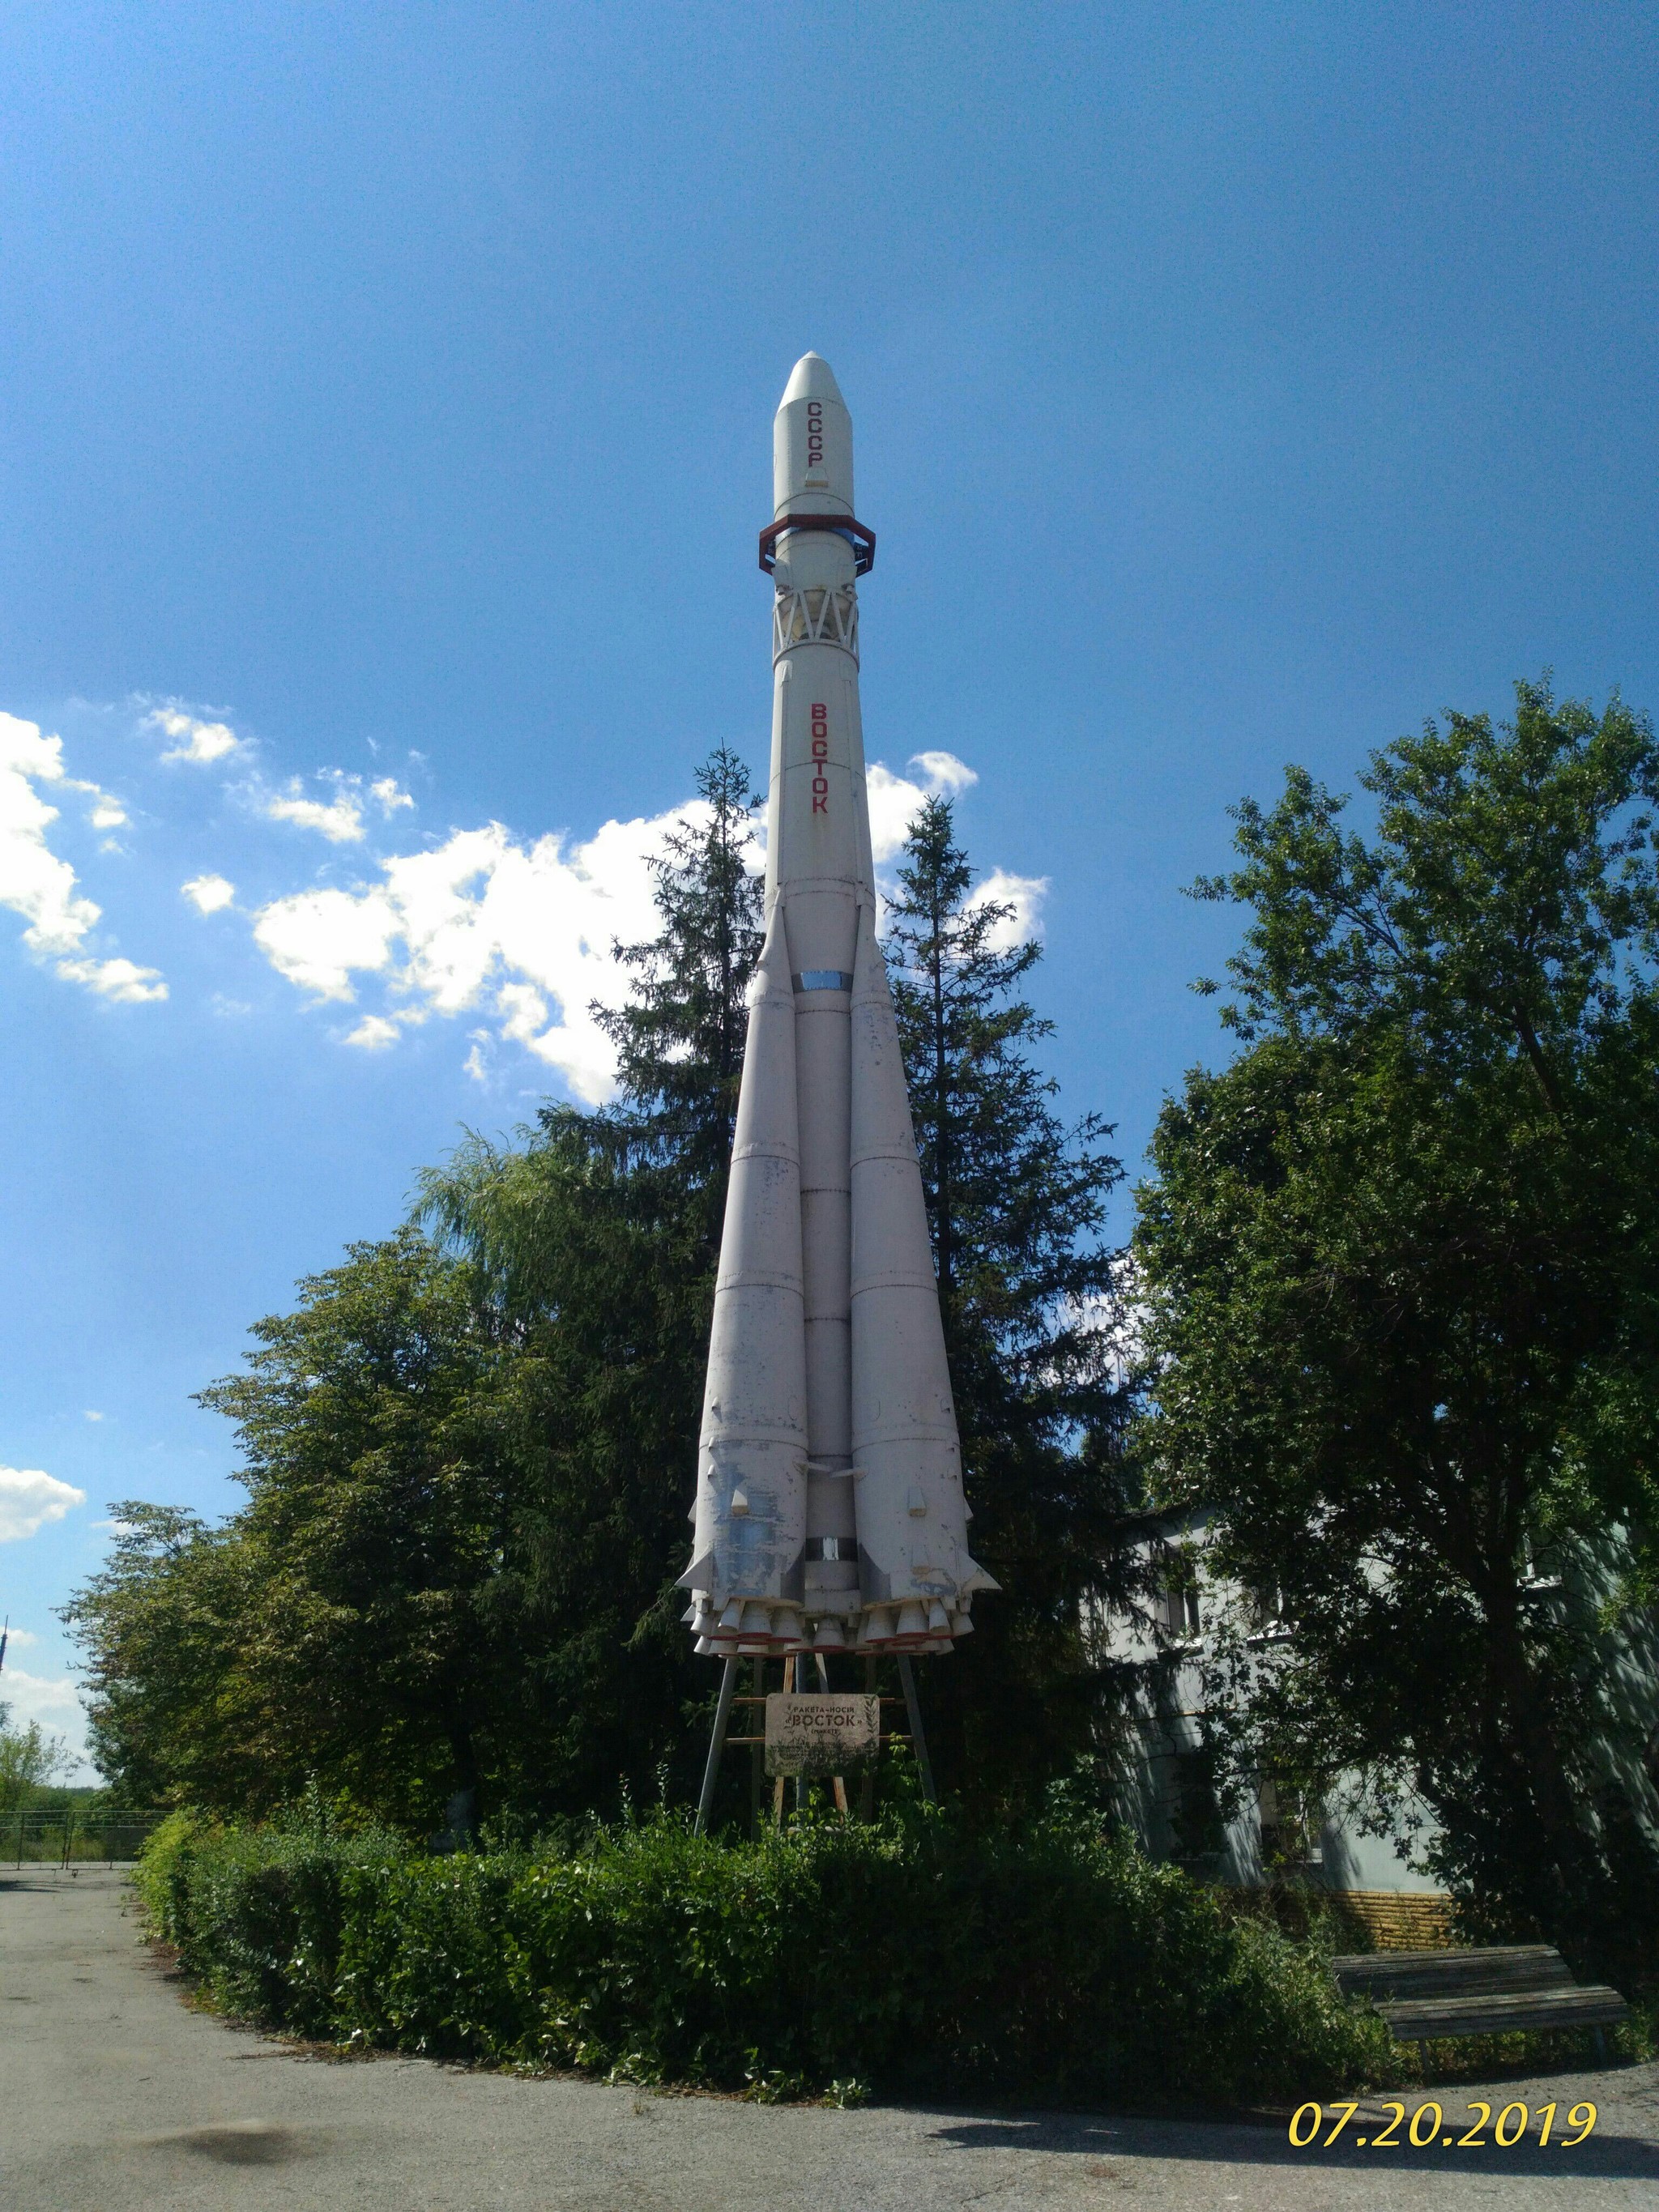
[694,1656,741,1835]
[897,1655,937,1805]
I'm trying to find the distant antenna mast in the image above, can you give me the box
[0,1617,9,1675]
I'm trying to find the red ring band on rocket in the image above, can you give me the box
[758,513,876,576]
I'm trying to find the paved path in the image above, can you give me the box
[3,1867,1657,2210]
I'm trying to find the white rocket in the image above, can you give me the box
[681,354,996,1660]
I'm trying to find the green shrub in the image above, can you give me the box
[136,1809,1395,2104]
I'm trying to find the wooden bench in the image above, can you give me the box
[1330,1944,1630,2054]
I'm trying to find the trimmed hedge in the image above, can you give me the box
[135,1809,1395,2105]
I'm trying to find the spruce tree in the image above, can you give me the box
[66,761,1139,1825]
[884,795,1135,1803]
[598,741,764,1196]
[414,745,766,1815]
[69,748,770,1829]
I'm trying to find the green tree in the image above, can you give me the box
[69,1236,521,1829]
[198,1230,520,1828]
[66,749,767,1831]
[0,1700,74,1812]
[415,745,766,1816]
[65,754,1135,1830]
[63,1504,265,1808]
[1135,680,1659,1982]
[885,795,1135,1801]
[598,742,764,1202]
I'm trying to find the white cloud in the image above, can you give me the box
[0,715,164,1000]
[245,751,1021,1102]
[181,873,236,914]
[859,753,1044,942]
[0,1666,79,1716]
[970,866,1050,948]
[55,956,168,1003]
[1,1624,39,1647]
[61,771,127,831]
[252,806,710,1102]
[250,769,412,844]
[496,980,550,1043]
[0,1466,87,1542]
[343,1014,400,1051]
[0,714,104,956]
[867,750,979,863]
[253,884,400,999]
[907,750,979,796]
[262,778,365,843]
[83,1410,104,1422]
[147,707,243,765]
[31,753,131,833]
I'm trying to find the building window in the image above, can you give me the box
[1246,1581,1293,1641]
[1166,1748,1225,1861]
[1151,1545,1201,1641]
[1518,1533,1562,1592]
[1257,1776,1323,1869]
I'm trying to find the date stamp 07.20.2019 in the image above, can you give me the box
[1288,2099,1597,2150]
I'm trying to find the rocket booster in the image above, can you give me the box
[681,355,996,1659]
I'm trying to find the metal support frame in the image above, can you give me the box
[859,1657,878,1821]
[696,1647,939,1826]
[749,1657,766,1832]
[896,1655,937,1805]
[694,1656,741,1835]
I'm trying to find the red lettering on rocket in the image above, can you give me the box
[811,704,829,813]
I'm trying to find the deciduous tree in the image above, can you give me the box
[0,1701,74,1811]
[1136,680,1659,1981]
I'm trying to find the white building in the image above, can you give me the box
[1101,1511,1453,1947]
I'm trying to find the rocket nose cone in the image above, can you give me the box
[773,351,855,518]
[779,352,846,409]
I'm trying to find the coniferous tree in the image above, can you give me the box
[599,742,764,1192]
[69,750,766,1828]
[412,744,766,1813]
[884,795,1136,1802]
[65,758,1136,1826]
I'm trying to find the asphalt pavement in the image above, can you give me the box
[3,1865,1657,2211]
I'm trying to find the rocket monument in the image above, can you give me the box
[681,354,995,1665]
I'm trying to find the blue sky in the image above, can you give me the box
[3,3,1656,1772]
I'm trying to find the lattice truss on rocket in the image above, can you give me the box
[680,354,997,1659]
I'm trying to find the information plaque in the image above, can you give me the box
[763,1693,881,1776]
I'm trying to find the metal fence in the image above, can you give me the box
[6,1806,170,1865]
